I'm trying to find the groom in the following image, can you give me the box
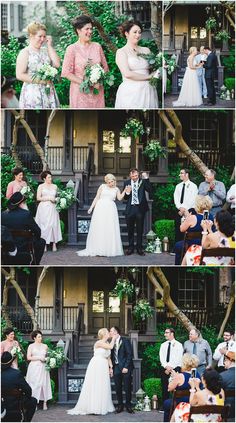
[203,46,218,106]
[110,326,134,414]
[123,168,152,256]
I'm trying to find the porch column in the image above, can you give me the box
[170,8,175,49]
[157,137,169,181]
[62,112,73,175]
[53,268,64,334]
[146,282,157,335]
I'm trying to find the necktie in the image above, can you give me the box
[180,183,185,204]
[114,342,119,364]
[226,341,229,350]
[132,181,139,205]
[166,342,171,363]
[193,342,197,355]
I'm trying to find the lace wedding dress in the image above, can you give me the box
[173,58,202,107]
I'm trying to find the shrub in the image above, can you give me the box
[224,77,235,91]
[153,220,175,248]
[143,378,162,402]
[1,36,24,96]
[222,48,235,77]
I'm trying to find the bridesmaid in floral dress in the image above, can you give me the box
[61,15,109,108]
[16,22,60,109]
[6,167,28,210]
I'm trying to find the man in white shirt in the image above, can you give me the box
[159,327,183,405]
[174,169,198,242]
[213,330,235,372]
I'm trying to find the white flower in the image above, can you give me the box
[153,69,161,79]
[49,358,56,368]
[60,198,67,209]
[21,186,28,195]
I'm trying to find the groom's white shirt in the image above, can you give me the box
[115,335,121,364]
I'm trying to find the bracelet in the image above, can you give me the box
[189,389,196,393]
[201,231,208,235]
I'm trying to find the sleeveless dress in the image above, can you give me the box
[26,344,52,402]
[19,47,60,109]
[174,392,224,422]
[68,347,115,415]
[185,234,235,266]
[77,185,124,257]
[173,57,202,107]
[35,186,62,244]
[115,55,158,109]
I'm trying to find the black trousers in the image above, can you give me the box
[19,238,46,265]
[161,366,181,403]
[205,77,216,104]
[126,206,145,250]
[113,365,132,407]
[3,396,37,422]
[175,212,184,243]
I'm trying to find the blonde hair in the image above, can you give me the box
[195,195,213,213]
[27,22,46,36]
[104,173,116,184]
[182,353,199,371]
[189,46,197,55]
[98,328,108,340]
[200,46,205,53]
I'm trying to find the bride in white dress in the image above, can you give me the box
[115,20,158,109]
[173,46,203,107]
[68,328,117,415]
[77,174,127,257]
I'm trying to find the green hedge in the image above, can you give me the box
[143,378,162,402]
[153,219,175,248]
[224,77,235,91]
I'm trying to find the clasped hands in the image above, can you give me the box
[201,219,213,232]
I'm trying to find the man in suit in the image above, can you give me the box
[220,351,235,418]
[1,192,45,264]
[123,168,152,256]
[203,46,218,105]
[1,352,37,422]
[1,225,32,265]
[110,326,134,414]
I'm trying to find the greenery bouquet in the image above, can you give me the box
[45,347,67,371]
[80,61,114,95]
[32,63,59,95]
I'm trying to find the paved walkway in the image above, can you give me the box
[164,94,234,109]
[40,246,175,266]
[32,405,163,422]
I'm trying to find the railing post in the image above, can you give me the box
[68,179,80,246]
[87,143,95,174]
[58,338,70,404]
[78,303,85,333]
[136,143,144,170]
[129,330,142,393]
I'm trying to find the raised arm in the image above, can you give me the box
[95,337,116,350]
[88,185,103,214]
[116,187,127,201]
[116,49,151,81]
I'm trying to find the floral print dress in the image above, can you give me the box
[19,47,60,109]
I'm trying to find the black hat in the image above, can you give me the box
[7,192,25,210]
[1,352,15,369]
[1,76,16,94]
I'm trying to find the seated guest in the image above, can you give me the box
[174,195,213,265]
[1,352,37,422]
[226,184,235,216]
[182,210,235,266]
[213,330,235,373]
[1,192,45,265]
[163,353,200,422]
[198,169,226,218]
[171,368,225,422]
[220,351,235,418]
[1,226,31,265]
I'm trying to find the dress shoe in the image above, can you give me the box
[125,249,134,256]
[126,406,134,414]
[137,249,145,256]
[115,405,124,413]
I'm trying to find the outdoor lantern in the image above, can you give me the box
[57,339,65,349]
[152,395,158,410]
[136,388,145,401]
[66,179,75,189]
[226,90,231,100]
[146,230,157,243]
[154,237,162,254]
[162,236,169,252]
[231,89,235,100]
[144,396,151,412]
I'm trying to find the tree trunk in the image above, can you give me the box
[163,1,176,17]
[44,110,57,168]
[78,2,117,54]
[218,282,235,339]
[10,110,49,171]
[34,267,49,330]
[1,268,37,328]
[221,2,235,29]
[147,267,197,332]
[159,110,209,176]
[11,115,22,167]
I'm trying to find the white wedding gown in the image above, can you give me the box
[173,58,202,107]
[115,56,158,109]
[77,185,124,257]
[68,347,115,415]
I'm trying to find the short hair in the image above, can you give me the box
[204,46,211,50]
[12,167,24,177]
[72,15,93,34]
[98,328,108,340]
[129,168,139,174]
[120,20,143,37]
[215,210,235,237]
[40,170,52,181]
[189,46,197,54]
[166,327,175,336]
[27,22,46,36]
[104,173,116,183]
[181,168,190,178]
[190,328,200,337]
[182,353,199,371]
[208,169,216,177]
[224,329,232,335]
[30,330,42,340]
[202,368,223,395]
[194,195,213,213]
[4,327,15,337]
[111,326,121,335]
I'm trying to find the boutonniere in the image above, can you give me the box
[186,183,190,189]
[172,342,175,347]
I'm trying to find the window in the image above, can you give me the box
[92,291,104,312]
[1,4,8,30]
[178,271,206,308]
[190,112,219,150]
[103,130,115,153]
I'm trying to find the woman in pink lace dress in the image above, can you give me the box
[6,167,28,210]
[61,15,109,108]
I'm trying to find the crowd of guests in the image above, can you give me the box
[159,327,235,422]
[1,167,62,265]
[173,168,235,265]
[1,328,52,422]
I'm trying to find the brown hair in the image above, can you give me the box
[119,20,143,37]
[40,170,52,181]
[72,15,93,34]
[31,330,42,340]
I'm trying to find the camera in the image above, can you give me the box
[203,210,209,220]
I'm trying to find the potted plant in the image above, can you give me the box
[120,118,145,141]
[205,17,217,31]
[143,140,167,162]
[112,278,134,301]
[215,30,231,41]
[133,299,153,322]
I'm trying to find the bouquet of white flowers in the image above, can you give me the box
[45,347,67,371]
[80,60,114,95]
[56,188,76,213]
[11,345,24,362]
[20,185,34,201]
[32,63,58,95]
